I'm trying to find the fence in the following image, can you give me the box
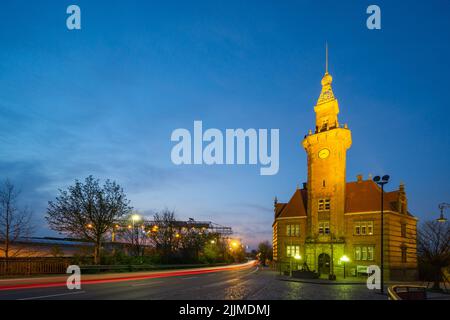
[0,259,70,276]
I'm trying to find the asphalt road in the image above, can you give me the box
[0,263,263,300]
[0,262,396,300]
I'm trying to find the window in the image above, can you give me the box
[401,223,407,238]
[401,247,407,263]
[321,119,329,131]
[367,222,373,235]
[354,246,375,261]
[286,245,300,257]
[362,246,367,260]
[368,246,374,261]
[355,247,361,261]
[354,221,374,236]
[286,224,300,237]
[318,199,331,211]
[318,221,330,235]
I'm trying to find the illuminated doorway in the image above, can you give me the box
[318,253,331,275]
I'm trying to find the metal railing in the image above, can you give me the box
[0,259,70,276]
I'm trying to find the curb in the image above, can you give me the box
[277,277,367,285]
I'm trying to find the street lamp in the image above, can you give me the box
[373,174,389,294]
[131,214,141,223]
[340,255,350,279]
[437,203,449,223]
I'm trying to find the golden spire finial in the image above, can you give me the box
[325,42,328,74]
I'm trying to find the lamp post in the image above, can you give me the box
[373,175,389,294]
[340,255,350,279]
[130,214,141,248]
[437,203,449,223]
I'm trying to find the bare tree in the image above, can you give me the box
[118,215,153,258]
[257,241,273,266]
[148,209,179,263]
[46,176,132,264]
[0,179,34,259]
[417,220,450,290]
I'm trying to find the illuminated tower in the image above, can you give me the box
[302,46,352,239]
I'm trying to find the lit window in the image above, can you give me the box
[361,222,367,235]
[355,223,360,235]
[324,199,330,210]
[318,221,330,235]
[354,246,375,261]
[355,247,361,261]
[368,221,373,235]
[318,199,324,211]
[354,221,374,236]
[362,247,367,260]
[286,224,300,237]
[318,199,330,211]
[368,246,374,261]
[286,245,300,257]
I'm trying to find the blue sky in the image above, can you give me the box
[0,1,449,248]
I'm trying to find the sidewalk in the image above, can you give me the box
[277,274,449,288]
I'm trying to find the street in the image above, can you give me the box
[0,262,389,300]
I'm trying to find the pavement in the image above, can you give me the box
[0,263,448,300]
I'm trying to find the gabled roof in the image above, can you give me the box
[275,180,414,220]
[275,189,307,219]
[345,180,398,213]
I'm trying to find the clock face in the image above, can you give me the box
[318,148,330,159]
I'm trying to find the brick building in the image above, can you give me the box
[272,62,418,281]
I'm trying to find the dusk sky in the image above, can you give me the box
[0,1,449,248]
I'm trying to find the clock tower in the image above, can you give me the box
[302,52,352,240]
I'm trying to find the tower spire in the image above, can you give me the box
[325,42,328,74]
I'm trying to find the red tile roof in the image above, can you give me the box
[345,180,399,213]
[275,189,307,218]
[275,180,412,219]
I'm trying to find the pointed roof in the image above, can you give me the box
[274,180,414,220]
[345,180,399,213]
[275,189,308,219]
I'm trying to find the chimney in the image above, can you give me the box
[357,174,363,182]
[302,182,307,190]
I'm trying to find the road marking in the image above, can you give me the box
[182,276,198,280]
[131,281,163,287]
[18,291,86,300]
